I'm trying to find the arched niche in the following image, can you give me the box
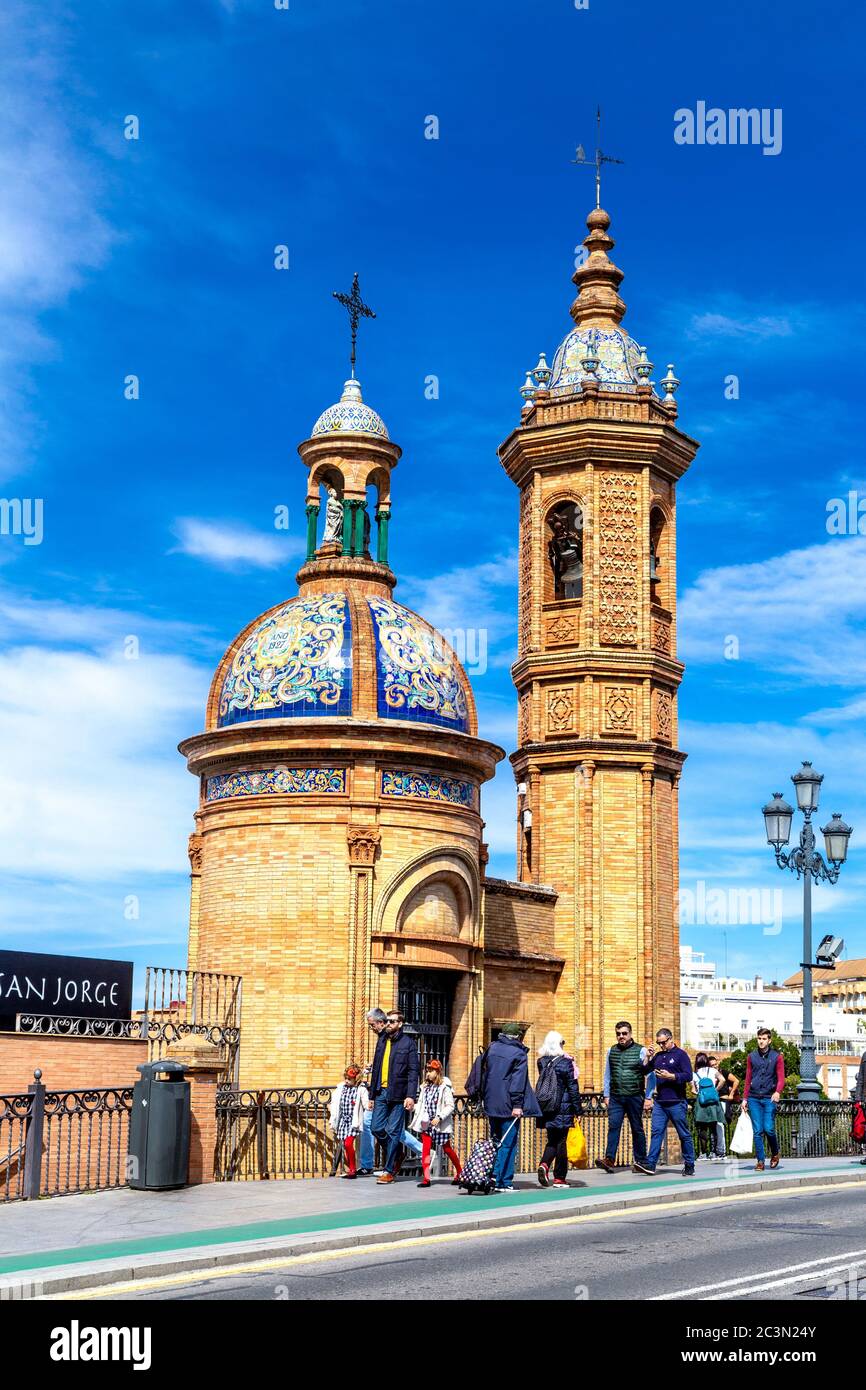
[374,847,480,945]
[649,502,671,609]
[545,499,584,602]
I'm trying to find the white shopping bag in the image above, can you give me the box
[730,1108,754,1156]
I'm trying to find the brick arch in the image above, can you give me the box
[373,846,480,945]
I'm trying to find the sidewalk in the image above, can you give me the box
[2,1156,862,1296]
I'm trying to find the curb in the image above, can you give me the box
[20,1165,865,1298]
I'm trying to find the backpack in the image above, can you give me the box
[696,1070,719,1105]
[852,1101,866,1143]
[536,1056,561,1117]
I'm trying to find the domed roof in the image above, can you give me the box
[215,589,471,735]
[311,378,389,440]
[548,325,648,396]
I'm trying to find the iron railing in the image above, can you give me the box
[216,1090,862,1181]
[0,1071,133,1202]
[143,967,242,1083]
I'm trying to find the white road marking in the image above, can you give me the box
[654,1246,866,1300]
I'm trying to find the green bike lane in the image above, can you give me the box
[1,1158,862,1281]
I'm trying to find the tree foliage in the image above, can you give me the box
[718,1030,806,1099]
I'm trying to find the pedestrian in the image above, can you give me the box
[855,1049,866,1167]
[633,1027,697,1177]
[742,1027,784,1172]
[369,1009,420,1185]
[327,1065,369,1179]
[410,1059,462,1188]
[691,1052,725,1162]
[535,1031,583,1188]
[597,1020,650,1174]
[359,1009,388,1174]
[466,1022,541,1193]
[708,1053,738,1157]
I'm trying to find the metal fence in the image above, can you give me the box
[143,967,242,1083]
[0,1071,133,1203]
[216,1090,862,1181]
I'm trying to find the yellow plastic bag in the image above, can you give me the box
[567,1120,588,1168]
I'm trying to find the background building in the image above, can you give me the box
[681,946,864,1098]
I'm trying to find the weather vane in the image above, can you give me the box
[332,272,376,377]
[571,106,624,209]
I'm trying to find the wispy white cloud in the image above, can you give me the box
[0,7,115,477]
[679,536,866,683]
[171,518,303,570]
[400,551,518,650]
[688,312,794,341]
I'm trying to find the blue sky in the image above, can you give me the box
[1,0,865,1001]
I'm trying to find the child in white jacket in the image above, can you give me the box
[409,1059,462,1188]
[328,1065,369,1179]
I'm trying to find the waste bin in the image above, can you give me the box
[128,1060,191,1190]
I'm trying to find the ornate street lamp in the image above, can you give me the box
[762,762,853,1135]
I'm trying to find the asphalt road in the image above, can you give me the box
[122,1184,866,1302]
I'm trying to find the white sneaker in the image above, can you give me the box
[697,1153,709,1162]
[710,1154,724,1163]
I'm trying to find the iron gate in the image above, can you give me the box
[397,969,455,1071]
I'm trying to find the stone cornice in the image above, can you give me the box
[509,740,687,776]
[511,650,685,685]
[482,876,558,903]
[179,718,505,783]
[499,412,698,489]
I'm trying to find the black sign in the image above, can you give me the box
[0,950,134,1033]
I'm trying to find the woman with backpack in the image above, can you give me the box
[691,1051,725,1161]
[536,1031,583,1188]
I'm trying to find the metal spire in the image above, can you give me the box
[332,272,376,378]
[571,106,624,209]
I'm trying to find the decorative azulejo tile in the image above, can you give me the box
[367,595,470,733]
[381,769,476,809]
[548,326,645,395]
[206,767,347,801]
[218,592,352,727]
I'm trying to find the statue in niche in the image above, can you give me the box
[547,503,583,599]
[322,484,344,543]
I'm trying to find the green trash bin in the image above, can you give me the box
[128,1059,191,1189]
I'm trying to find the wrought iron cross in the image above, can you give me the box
[572,106,624,209]
[332,272,376,376]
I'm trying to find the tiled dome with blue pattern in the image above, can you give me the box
[218,592,353,727]
[215,589,472,735]
[311,378,389,439]
[548,326,649,396]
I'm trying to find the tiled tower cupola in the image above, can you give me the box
[499,206,700,1085]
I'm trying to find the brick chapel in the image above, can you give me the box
[179,204,698,1090]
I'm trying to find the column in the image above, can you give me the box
[187,832,203,974]
[305,503,319,560]
[346,826,380,1062]
[376,505,390,564]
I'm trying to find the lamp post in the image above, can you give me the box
[762,764,852,1126]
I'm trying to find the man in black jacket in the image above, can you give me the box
[369,1010,420,1184]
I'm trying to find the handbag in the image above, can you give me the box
[567,1119,588,1168]
[730,1108,754,1155]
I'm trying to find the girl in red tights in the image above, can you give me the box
[410,1059,462,1188]
[328,1065,369,1179]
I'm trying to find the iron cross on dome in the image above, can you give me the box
[332,272,376,377]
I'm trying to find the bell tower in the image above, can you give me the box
[499,206,699,1086]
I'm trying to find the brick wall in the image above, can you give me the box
[0,1032,147,1094]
